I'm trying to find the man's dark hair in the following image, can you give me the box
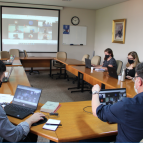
[0,60,6,75]
[135,62,143,79]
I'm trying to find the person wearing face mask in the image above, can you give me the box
[93,48,117,71]
[0,60,45,142]
[91,62,143,142]
[126,51,140,80]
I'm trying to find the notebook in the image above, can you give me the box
[43,119,61,131]
[40,101,59,113]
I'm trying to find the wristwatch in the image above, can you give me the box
[92,90,99,95]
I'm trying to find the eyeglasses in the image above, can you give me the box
[132,76,141,82]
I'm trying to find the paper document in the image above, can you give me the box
[0,94,14,103]
[43,119,61,131]
[95,68,105,72]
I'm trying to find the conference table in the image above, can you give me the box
[54,58,136,97]
[1,66,118,142]
[0,57,136,142]
[66,66,136,98]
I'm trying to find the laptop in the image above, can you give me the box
[3,55,15,65]
[2,67,13,83]
[99,88,126,105]
[85,58,91,68]
[107,66,118,79]
[4,85,42,119]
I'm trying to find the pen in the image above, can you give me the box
[46,123,62,126]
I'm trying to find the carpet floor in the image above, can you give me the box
[26,71,92,142]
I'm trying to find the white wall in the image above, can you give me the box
[94,0,143,68]
[59,7,95,60]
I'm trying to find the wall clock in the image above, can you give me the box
[71,16,80,25]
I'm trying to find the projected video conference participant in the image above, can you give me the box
[0,60,45,142]
[13,34,20,39]
[43,34,48,40]
[91,62,143,142]
[14,26,22,33]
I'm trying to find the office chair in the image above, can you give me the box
[91,55,101,65]
[9,49,19,57]
[51,52,67,79]
[116,60,123,75]
[1,51,10,58]
[23,50,40,75]
[82,54,90,62]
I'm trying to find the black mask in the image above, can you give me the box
[105,55,110,59]
[128,59,134,64]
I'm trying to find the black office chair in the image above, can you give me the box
[23,50,39,75]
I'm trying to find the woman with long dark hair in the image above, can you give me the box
[93,48,117,71]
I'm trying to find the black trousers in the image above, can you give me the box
[3,132,38,142]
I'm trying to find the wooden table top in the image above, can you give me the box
[20,57,54,60]
[8,103,58,142]
[1,66,119,142]
[53,101,117,142]
[0,67,30,95]
[7,101,117,142]
[54,58,85,66]
[71,66,136,98]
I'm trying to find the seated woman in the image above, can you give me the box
[93,48,117,71]
[126,51,140,79]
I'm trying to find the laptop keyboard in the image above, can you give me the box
[4,104,34,113]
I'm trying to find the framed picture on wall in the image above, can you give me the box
[112,19,126,44]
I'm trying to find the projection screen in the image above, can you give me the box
[2,7,59,52]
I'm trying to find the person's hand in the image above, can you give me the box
[25,112,45,126]
[92,84,101,93]
[126,76,133,80]
[91,64,95,67]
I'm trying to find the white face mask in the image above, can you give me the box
[134,84,138,94]
[134,78,139,94]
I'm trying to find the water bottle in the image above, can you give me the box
[10,55,13,62]
[121,69,125,82]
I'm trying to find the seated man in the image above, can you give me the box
[92,62,143,142]
[0,60,45,142]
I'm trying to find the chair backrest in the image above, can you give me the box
[1,51,10,58]
[116,60,123,75]
[56,52,67,59]
[91,56,101,65]
[82,54,90,62]
[9,49,19,57]
[23,50,28,57]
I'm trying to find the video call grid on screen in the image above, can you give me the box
[2,7,60,52]
[13,85,42,109]
[99,89,126,105]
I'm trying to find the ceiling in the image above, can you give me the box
[0,0,129,10]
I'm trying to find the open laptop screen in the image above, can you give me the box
[12,85,42,109]
[85,58,91,68]
[99,88,126,105]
